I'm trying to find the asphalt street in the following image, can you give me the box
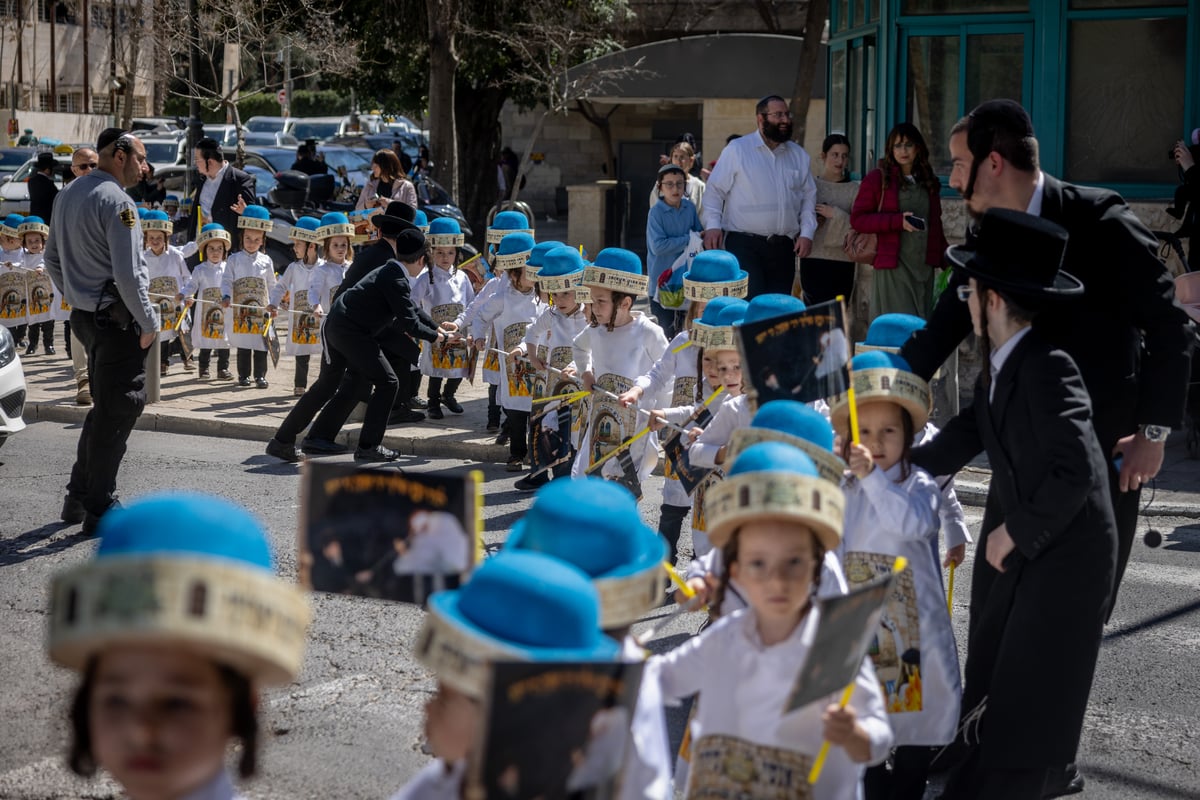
[0,422,1197,799]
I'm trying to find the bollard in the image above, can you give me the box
[146,336,161,404]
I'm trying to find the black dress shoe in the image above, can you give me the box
[24,343,36,356]
[355,444,400,462]
[266,438,303,463]
[1042,763,1085,798]
[237,376,251,387]
[60,494,86,524]
[427,402,444,420]
[388,407,425,424]
[495,431,509,446]
[301,437,348,454]
[442,395,464,414]
[408,396,428,409]
[255,377,269,389]
[486,421,500,432]
[82,501,121,536]
[514,472,548,492]
[44,345,55,355]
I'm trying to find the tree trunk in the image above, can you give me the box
[789,0,828,147]
[427,0,460,204]
[576,99,618,178]
[455,81,505,249]
[121,0,144,129]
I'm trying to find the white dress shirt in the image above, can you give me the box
[702,130,818,240]
[989,326,1032,402]
[198,162,229,221]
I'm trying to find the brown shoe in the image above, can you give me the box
[75,380,92,406]
[160,363,169,377]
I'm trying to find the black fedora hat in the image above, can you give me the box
[35,151,58,170]
[371,200,418,235]
[946,209,1083,300]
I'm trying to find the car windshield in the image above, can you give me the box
[0,150,32,172]
[290,121,340,141]
[142,141,179,165]
[246,119,284,133]
[320,148,369,172]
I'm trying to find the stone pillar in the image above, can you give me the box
[567,181,612,260]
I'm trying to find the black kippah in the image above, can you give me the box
[393,228,427,261]
[96,127,129,152]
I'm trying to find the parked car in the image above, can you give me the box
[328,130,426,163]
[244,116,288,134]
[0,147,36,178]
[0,153,73,215]
[202,124,239,146]
[228,145,371,197]
[132,117,184,133]
[0,325,27,449]
[242,131,299,147]
[285,117,343,142]
[141,136,187,169]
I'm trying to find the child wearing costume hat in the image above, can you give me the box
[829,351,960,799]
[571,247,671,484]
[189,224,232,380]
[269,216,324,396]
[412,217,475,419]
[221,205,277,389]
[857,313,972,572]
[307,212,353,318]
[911,209,1118,798]
[465,232,544,469]
[141,210,197,376]
[504,478,674,799]
[654,442,892,799]
[524,238,564,305]
[388,550,621,799]
[0,213,28,347]
[647,162,703,336]
[47,493,310,800]
[510,245,591,492]
[18,215,55,356]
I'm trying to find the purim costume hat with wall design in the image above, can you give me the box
[582,247,649,298]
[690,297,748,352]
[427,217,465,249]
[536,245,588,294]
[830,351,932,436]
[413,209,430,234]
[494,232,535,272]
[47,493,310,686]
[524,239,564,278]
[706,442,844,551]
[682,250,749,302]
[18,215,51,238]
[415,550,619,699]
[197,222,231,257]
[727,400,845,484]
[237,204,273,232]
[317,211,355,241]
[486,210,533,246]
[139,210,172,234]
[289,215,322,244]
[505,478,666,630]
[855,313,925,356]
[1,214,24,238]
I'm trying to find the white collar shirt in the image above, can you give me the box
[199,162,228,220]
[701,130,818,240]
[1025,170,1045,217]
[989,326,1032,402]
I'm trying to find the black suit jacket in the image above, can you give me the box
[28,172,58,223]
[337,240,437,363]
[901,174,1194,451]
[181,165,256,245]
[912,331,1116,768]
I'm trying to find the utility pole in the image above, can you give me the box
[283,41,291,119]
[82,0,89,112]
[109,0,117,118]
[185,0,202,219]
[49,0,56,109]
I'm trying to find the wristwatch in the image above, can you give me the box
[1140,424,1171,443]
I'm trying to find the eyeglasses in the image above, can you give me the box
[74,162,98,171]
[738,555,812,583]
[956,285,975,302]
[660,180,685,189]
[763,111,793,121]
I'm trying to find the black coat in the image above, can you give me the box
[902,174,1193,454]
[912,332,1116,769]
[330,259,439,349]
[28,171,58,223]
[179,165,256,244]
[339,239,437,364]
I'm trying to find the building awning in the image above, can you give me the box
[568,33,826,104]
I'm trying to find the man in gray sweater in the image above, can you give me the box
[44,127,157,534]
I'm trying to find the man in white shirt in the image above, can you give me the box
[183,137,256,246]
[701,94,818,297]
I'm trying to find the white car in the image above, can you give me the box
[0,326,27,449]
[0,154,73,215]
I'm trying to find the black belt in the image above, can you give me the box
[728,231,795,246]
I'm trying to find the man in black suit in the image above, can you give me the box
[28,152,59,222]
[181,137,256,246]
[914,210,1117,800]
[903,100,1194,797]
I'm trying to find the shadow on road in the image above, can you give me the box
[0,523,91,567]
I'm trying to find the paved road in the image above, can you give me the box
[0,423,1197,798]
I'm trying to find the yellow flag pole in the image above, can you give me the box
[585,425,652,474]
[662,561,694,598]
[947,562,956,617]
[808,556,909,785]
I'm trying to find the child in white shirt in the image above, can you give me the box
[220,205,277,389]
[189,224,232,379]
[141,210,196,376]
[269,216,323,396]
[413,218,475,418]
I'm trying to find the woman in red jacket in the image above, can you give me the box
[850,122,948,320]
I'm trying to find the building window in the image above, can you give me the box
[902,0,1028,12]
[828,37,877,176]
[0,0,17,18]
[1070,0,1183,6]
[1064,16,1186,184]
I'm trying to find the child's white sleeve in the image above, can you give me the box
[410,271,430,310]
[857,466,940,541]
[636,334,686,397]
[572,326,594,375]
[520,307,551,355]
[177,240,199,259]
[685,547,720,582]
[307,272,326,310]
[219,256,235,297]
[650,623,717,704]
[938,478,973,550]
[688,400,738,469]
[269,265,293,306]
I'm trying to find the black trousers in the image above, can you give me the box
[275,341,348,446]
[724,231,797,297]
[26,320,54,349]
[198,348,229,372]
[799,256,856,306]
[506,409,529,459]
[864,745,934,800]
[488,383,503,426]
[66,310,148,516]
[236,348,268,380]
[659,503,689,565]
[64,320,72,355]
[427,376,462,399]
[295,354,310,388]
[307,349,412,442]
[320,319,398,449]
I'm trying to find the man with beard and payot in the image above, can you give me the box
[701,94,818,298]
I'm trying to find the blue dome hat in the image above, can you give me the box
[506,478,667,629]
[47,492,311,686]
[583,247,649,298]
[18,215,50,237]
[163,194,180,207]
[317,211,354,240]
[857,313,925,355]
[536,245,587,293]
[525,240,564,278]
[494,231,535,271]
[289,215,322,244]
[417,550,620,698]
[427,216,464,248]
[683,250,749,301]
[197,222,231,251]
[741,293,807,327]
[413,209,430,233]
[1,213,25,238]
[691,297,749,352]
[486,210,532,245]
[830,350,931,436]
[140,209,172,234]
[707,442,845,551]
[728,400,844,482]
[237,203,273,232]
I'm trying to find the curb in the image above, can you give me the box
[952,478,1197,517]
[28,401,511,464]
